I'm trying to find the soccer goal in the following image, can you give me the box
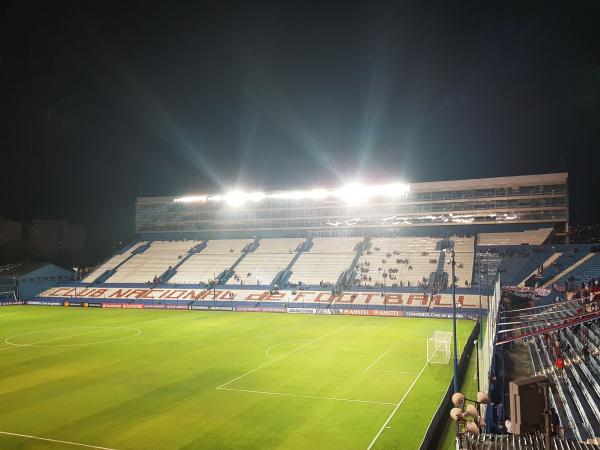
[427,330,452,364]
[0,291,17,303]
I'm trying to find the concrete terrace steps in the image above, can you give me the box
[542,253,595,288]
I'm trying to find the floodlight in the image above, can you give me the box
[450,407,463,421]
[335,183,369,204]
[224,191,247,207]
[466,421,479,434]
[247,192,266,202]
[452,392,465,407]
[174,195,208,203]
[307,188,328,199]
[270,191,307,200]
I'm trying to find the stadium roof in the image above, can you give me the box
[409,172,568,192]
[0,262,72,279]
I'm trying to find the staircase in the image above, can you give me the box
[159,241,208,283]
[278,238,312,285]
[340,237,370,289]
[428,250,447,290]
[219,238,260,284]
[99,242,153,283]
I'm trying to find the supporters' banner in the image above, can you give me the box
[503,286,552,300]
[37,286,486,309]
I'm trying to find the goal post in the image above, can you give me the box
[427,330,452,364]
[0,291,17,303]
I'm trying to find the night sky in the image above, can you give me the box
[2,1,600,258]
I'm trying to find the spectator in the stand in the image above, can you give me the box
[582,344,590,364]
[555,356,565,379]
[550,408,560,436]
[505,417,512,434]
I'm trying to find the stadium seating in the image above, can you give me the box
[81,228,561,290]
[451,237,475,287]
[478,228,553,246]
[227,238,306,285]
[109,240,202,283]
[355,237,440,288]
[528,321,600,441]
[475,246,553,287]
[288,237,362,286]
[169,239,254,285]
[561,254,600,286]
[84,241,149,282]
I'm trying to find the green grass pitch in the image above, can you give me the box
[0,306,474,450]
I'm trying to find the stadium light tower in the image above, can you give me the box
[478,270,484,349]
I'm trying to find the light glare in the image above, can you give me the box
[172,181,409,205]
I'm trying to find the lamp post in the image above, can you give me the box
[474,339,481,416]
[213,271,216,302]
[73,267,79,301]
[451,250,459,393]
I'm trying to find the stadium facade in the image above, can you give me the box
[135,172,569,239]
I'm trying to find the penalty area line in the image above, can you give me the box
[217,387,397,406]
[366,361,428,450]
[365,339,403,372]
[0,430,119,450]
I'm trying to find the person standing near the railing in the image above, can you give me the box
[555,356,565,379]
[550,408,560,436]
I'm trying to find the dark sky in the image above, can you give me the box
[2,1,600,256]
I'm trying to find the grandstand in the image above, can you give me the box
[78,229,559,293]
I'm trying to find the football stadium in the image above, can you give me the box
[4,171,600,449]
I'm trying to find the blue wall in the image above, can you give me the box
[0,264,75,300]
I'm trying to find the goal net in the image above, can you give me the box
[427,330,452,364]
[0,291,17,303]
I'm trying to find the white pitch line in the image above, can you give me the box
[264,339,310,360]
[0,328,109,351]
[217,387,396,406]
[0,430,118,450]
[366,361,429,450]
[365,339,402,371]
[368,369,418,375]
[217,327,345,390]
